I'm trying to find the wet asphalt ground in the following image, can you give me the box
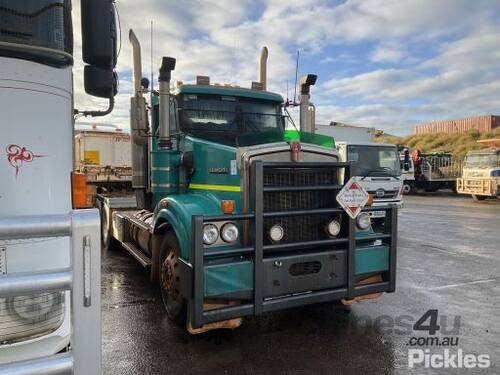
[101,194,500,375]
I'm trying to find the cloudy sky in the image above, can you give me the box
[74,0,500,135]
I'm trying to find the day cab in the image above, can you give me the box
[101,39,398,333]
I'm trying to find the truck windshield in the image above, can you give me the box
[348,145,401,178]
[464,152,499,168]
[180,94,283,146]
[0,0,72,66]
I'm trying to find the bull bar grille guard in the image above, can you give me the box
[186,160,398,329]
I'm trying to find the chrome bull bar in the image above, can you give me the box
[0,210,101,375]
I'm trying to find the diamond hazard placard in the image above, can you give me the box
[336,178,369,219]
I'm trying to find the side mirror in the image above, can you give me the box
[84,66,117,98]
[81,0,117,69]
[404,162,410,171]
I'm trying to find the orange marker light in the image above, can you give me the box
[221,200,235,214]
[72,172,89,209]
[366,194,374,207]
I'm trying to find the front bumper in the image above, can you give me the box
[372,199,404,210]
[457,178,497,196]
[181,161,398,329]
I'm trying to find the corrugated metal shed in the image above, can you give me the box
[414,115,500,135]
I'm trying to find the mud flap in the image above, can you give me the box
[187,302,242,334]
[341,274,383,305]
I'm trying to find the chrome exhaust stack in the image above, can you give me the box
[129,29,149,207]
[158,56,176,149]
[299,74,317,133]
[258,46,268,91]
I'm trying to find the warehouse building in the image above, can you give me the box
[414,115,500,135]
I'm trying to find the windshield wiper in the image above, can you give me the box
[360,167,398,180]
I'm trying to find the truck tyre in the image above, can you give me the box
[159,232,187,326]
[99,200,118,250]
[472,194,487,201]
[402,183,412,195]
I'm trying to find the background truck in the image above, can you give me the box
[0,0,117,372]
[400,148,462,193]
[336,142,403,214]
[74,123,132,205]
[99,32,398,334]
[457,139,500,200]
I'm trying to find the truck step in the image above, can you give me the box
[121,242,151,268]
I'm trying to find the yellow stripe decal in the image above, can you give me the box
[188,183,241,192]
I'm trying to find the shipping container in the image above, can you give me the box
[414,115,500,135]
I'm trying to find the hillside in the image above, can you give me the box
[374,128,500,160]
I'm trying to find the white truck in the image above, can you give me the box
[0,0,117,373]
[399,148,462,194]
[337,142,404,214]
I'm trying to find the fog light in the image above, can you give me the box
[269,224,284,242]
[327,220,341,237]
[221,222,239,243]
[203,224,219,245]
[356,212,371,230]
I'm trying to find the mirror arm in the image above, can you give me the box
[74,96,115,117]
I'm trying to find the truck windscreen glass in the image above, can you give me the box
[464,153,500,168]
[348,145,401,178]
[0,0,73,67]
[180,94,284,146]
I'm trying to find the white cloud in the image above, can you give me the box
[70,0,500,135]
[371,45,406,63]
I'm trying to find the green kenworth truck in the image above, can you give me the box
[97,30,397,333]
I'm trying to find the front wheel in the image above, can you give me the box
[160,232,187,326]
[99,199,118,250]
[402,183,413,195]
[472,194,487,201]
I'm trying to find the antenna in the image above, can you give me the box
[286,80,289,103]
[293,50,299,104]
[150,20,153,93]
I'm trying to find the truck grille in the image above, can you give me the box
[367,190,399,200]
[263,167,340,244]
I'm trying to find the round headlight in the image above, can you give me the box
[269,224,284,242]
[203,224,219,245]
[10,292,64,323]
[356,212,371,230]
[221,222,239,243]
[327,220,341,237]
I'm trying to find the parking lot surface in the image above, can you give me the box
[102,194,500,374]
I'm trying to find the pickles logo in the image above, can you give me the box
[6,144,45,177]
[406,310,491,370]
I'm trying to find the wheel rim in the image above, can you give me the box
[160,249,182,313]
[403,184,411,194]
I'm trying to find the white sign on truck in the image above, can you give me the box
[336,177,370,219]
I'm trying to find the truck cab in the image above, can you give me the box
[457,146,500,200]
[336,142,403,210]
[101,38,398,333]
